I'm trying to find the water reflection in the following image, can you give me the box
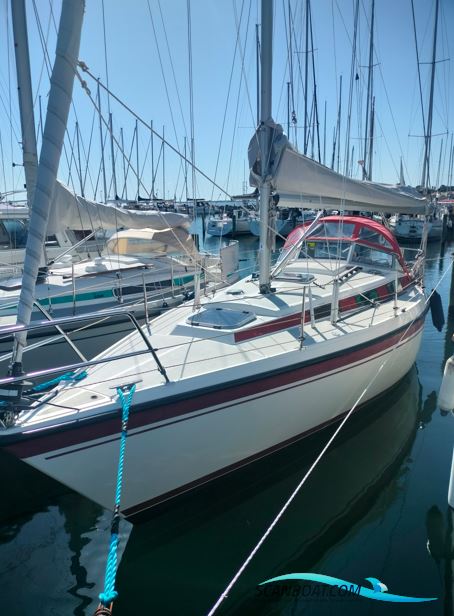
[0,459,131,615]
[419,391,438,428]
[426,505,454,616]
[114,368,422,615]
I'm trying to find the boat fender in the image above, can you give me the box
[448,448,454,508]
[430,290,445,332]
[439,356,454,411]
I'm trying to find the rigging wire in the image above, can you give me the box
[187,0,196,203]
[227,0,253,195]
[5,0,16,193]
[157,0,189,143]
[30,1,52,110]
[210,0,246,200]
[206,263,449,616]
[343,0,360,177]
[0,131,6,195]
[230,0,259,142]
[101,0,111,116]
[145,0,183,160]
[81,108,97,196]
[77,65,232,199]
[406,9,436,187]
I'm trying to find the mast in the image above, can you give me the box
[308,1,321,162]
[11,0,85,373]
[184,136,188,201]
[344,0,360,177]
[256,23,260,127]
[331,75,342,173]
[109,112,118,199]
[303,0,309,154]
[151,119,155,198]
[11,0,38,206]
[421,0,439,190]
[436,137,443,189]
[75,121,84,196]
[288,0,295,143]
[362,0,375,181]
[258,0,273,294]
[368,95,375,181]
[448,133,454,190]
[399,156,405,185]
[135,119,139,199]
[97,80,107,202]
[120,127,127,200]
[323,100,327,165]
[163,124,166,200]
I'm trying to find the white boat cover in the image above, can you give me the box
[47,181,191,234]
[248,122,428,215]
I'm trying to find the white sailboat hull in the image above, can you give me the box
[8,308,424,518]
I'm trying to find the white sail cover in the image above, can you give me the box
[248,122,427,215]
[47,181,190,234]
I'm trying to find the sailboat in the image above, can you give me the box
[0,186,237,330]
[0,2,115,276]
[389,0,442,244]
[0,0,428,519]
[0,2,237,334]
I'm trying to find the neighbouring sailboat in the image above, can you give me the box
[0,0,429,520]
[0,0,237,338]
[0,1,106,273]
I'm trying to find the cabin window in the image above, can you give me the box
[352,245,393,268]
[72,229,95,241]
[322,222,355,238]
[303,240,351,260]
[358,227,392,248]
[187,307,256,330]
[108,237,167,255]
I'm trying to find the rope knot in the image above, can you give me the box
[78,60,89,72]
[81,80,91,95]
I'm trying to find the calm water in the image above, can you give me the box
[0,234,453,615]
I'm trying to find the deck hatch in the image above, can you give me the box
[187,307,256,330]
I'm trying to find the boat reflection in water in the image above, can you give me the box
[0,452,131,615]
[113,367,422,615]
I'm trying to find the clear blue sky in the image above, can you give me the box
[0,0,453,202]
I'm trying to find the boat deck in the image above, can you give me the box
[15,258,423,429]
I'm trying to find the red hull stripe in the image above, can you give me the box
[4,313,425,459]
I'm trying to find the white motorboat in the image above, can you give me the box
[389,200,444,242]
[249,208,317,238]
[206,206,254,237]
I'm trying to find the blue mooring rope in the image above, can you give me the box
[98,384,136,608]
[31,370,88,392]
